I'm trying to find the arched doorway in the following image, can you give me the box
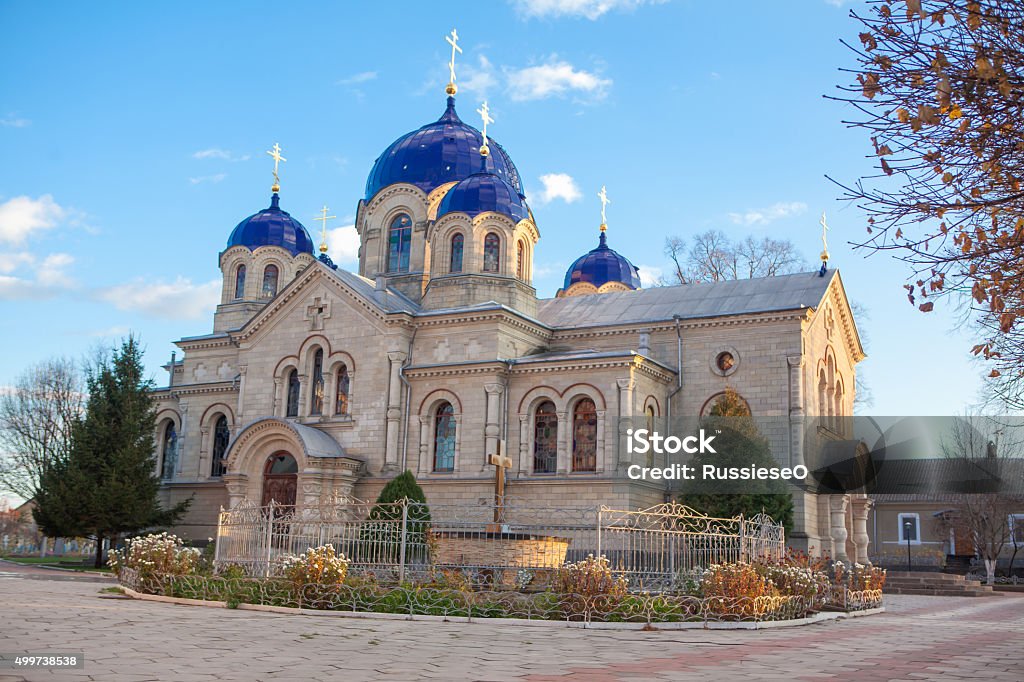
[261,452,298,508]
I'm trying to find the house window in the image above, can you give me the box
[483,233,500,273]
[160,422,177,480]
[898,513,921,544]
[310,349,324,416]
[1010,514,1024,545]
[211,416,229,477]
[335,364,350,416]
[286,369,300,417]
[533,401,557,474]
[450,233,464,273]
[645,405,656,467]
[516,240,525,279]
[388,214,412,273]
[261,264,279,299]
[572,398,597,472]
[234,264,246,299]
[434,402,456,472]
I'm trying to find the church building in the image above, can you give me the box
[153,39,869,561]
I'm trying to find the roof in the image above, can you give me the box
[563,231,641,290]
[329,268,421,315]
[226,193,315,256]
[437,170,529,222]
[867,457,1024,497]
[537,269,836,329]
[364,96,522,200]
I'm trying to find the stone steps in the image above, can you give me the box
[882,571,999,597]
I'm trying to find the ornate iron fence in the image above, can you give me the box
[215,499,785,592]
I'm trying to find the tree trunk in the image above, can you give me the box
[94,535,105,569]
[984,558,996,586]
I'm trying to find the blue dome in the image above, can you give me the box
[365,97,523,201]
[437,169,529,223]
[564,232,642,290]
[227,194,315,256]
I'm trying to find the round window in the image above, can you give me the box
[716,351,735,373]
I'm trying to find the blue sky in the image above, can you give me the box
[0,0,988,415]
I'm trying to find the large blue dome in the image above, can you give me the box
[564,232,642,290]
[227,194,315,256]
[364,97,523,201]
[437,170,529,223]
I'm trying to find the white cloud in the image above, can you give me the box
[728,201,808,227]
[87,325,131,338]
[97,277,220,320]
[506,59,611,101]
[0,195,66,245]
[337,71,378,86]
[0,252,34,274]
[189,173,227,185]
[636,264,663,288]
[460,56,499,98]
[326,225,360,265]
[0,114,30,128]
[192,148,250,162]
[536,173,583,204]
[37,253,75,287]
[512,0,666,20]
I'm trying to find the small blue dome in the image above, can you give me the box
[564,232,642,290]
[437,169,529,223]
[365,97,522,200]
[227,194,315,256]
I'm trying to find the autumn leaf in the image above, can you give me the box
[919,302,934,312]
[880,158,894,176]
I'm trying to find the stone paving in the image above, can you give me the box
[0,561,1022,681]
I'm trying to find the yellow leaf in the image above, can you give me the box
[948,105,962,120]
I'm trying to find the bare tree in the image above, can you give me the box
[833,0,1024,406]
[662,230,806,285]
[0,358,84,501]
[936,415,1024,584]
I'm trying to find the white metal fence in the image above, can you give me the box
[215,499,785,592]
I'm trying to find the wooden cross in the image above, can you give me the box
[314,205,336,254]
[598,185,611,229]
[488,440,511,525]
[446,28,462,89]
[266,142,287,190]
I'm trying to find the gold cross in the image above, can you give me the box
[445,28,462,95]
[820,211,830,262]
[488,440,512,525]
[266,142,287,192]
[598,185,611,230]
[477,101,493,157]
[314,205,336,254]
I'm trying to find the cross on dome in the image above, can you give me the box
[314,205,336,254]
[445,28,462,95]
[598,185,611,231]
[477,101,493,157]
[266,142,287,192]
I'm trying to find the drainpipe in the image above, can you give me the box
[663,316,684,501]
[398,324,417,473]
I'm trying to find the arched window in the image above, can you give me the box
[335,364,350,416]
[450,233,464,273]
[211,416,229,477]
[234,264,246,299]
[434,401,456,472]
[388,214,412,273]
[483,233,500,273]
[261,264,279,299]
[310,349,325,416]
[286,369,300,417]
[516,240,525,279]
[571,398,597,472]
[533,401,557,473]
[160,422,178,480]
[645,405,656,467]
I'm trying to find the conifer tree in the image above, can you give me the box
[361,470,431,562]
[33,336,190,567]
[677,388,794,534]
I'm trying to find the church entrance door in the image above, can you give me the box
[261,452,298,508]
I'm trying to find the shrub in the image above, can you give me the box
[107,532,200,588]
[555,554,628,619]
[359,471,431,562]
[701,562,781,617]
[279,544,349,590]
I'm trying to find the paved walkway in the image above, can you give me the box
[1,561,1021,681]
